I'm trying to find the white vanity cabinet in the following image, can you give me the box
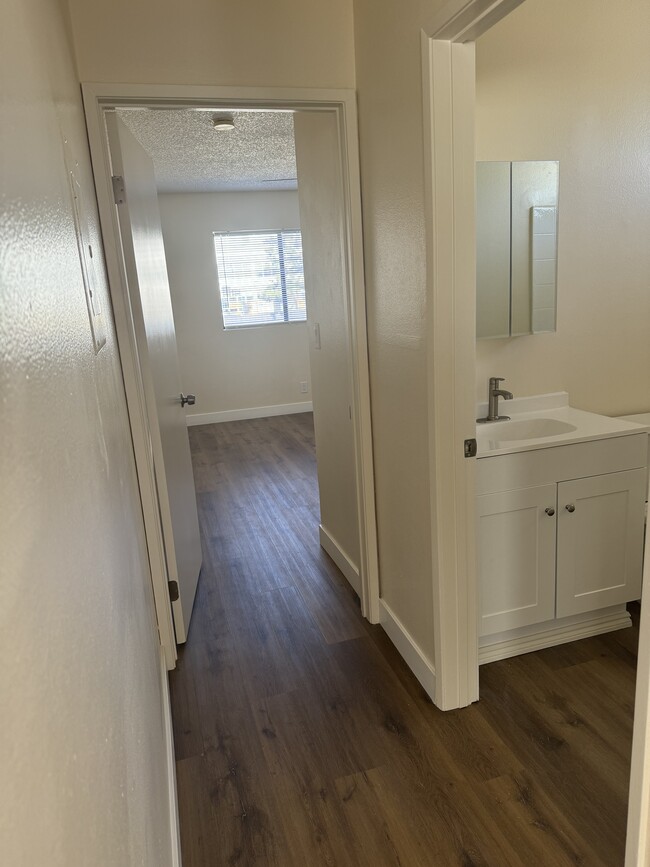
[478,484,556,635]
[556,469,646,617]
[476,432,648,659]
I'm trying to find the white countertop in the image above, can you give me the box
[619,412,650,426]
[476,392,650,458]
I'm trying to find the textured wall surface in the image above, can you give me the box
[352,0,451,659]
[158,191,311,416]
[475,0,650,415]
[0,0,173,863]
[67,0,355,88]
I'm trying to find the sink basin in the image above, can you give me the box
[474,393,650,457]
[482,417,578,442]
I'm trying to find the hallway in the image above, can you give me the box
[169,413,637,866]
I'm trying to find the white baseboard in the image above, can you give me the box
[186,401,313,426]
[160,648,182,867]
[319,524,361,595]
[478,606,632,665]
[379,599,437,703]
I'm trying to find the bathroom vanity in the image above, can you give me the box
[476,393,649,663]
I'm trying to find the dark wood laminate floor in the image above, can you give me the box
[170,412,638,867]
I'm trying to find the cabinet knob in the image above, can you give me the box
[565,503,576,513]
[545,507,555,516]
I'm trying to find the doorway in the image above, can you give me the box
[423,0,650,861]
[83,85,380,665]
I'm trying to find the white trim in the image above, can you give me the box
[379,600,437,701]
[427,0,527,42]
[159,647,182,867]
[319,524,361,595]
[479,608,632,665]
[422,36,478,711]
[81,82,360,108]
[186,402,312,426]
[82,82,380,636]
[421,0,527,715]
[337,96,381,625]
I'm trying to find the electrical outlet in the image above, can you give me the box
[300,381,309,394]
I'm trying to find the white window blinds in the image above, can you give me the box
[213,230,307,329]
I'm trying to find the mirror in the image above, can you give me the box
[476,160,559,339]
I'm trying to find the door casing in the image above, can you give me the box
[82,83,381,667]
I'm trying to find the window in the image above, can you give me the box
[213,229,307,329]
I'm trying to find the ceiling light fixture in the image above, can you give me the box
[212,114,235,131]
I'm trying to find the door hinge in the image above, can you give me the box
[111,175,125,205]
[464,438,478,458]
[168,580,180,602]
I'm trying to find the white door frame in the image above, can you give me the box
[422,0,649,861]
[421,33,480,712]
[82,84,381,665]
[421,1,529,711]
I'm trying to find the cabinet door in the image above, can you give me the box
[556,468,646,618]
[477,484,557,636]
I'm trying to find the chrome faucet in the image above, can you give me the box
[477,377,513,423]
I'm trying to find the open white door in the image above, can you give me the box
[294,111,361,594]
[106,113,201,643]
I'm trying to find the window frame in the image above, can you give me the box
[212,228,307,331]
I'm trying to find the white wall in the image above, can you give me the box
[352,0,650,679]
[66,0,355,88]
[295,111,360,575]
[352,0,450,661]
[475,0,650,416]
[1,0,173,864]
[158,191,311,420]
[65,0,440,656]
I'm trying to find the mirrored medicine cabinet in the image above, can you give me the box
[476,160,559,339]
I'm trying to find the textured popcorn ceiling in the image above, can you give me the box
[117,109,297,193]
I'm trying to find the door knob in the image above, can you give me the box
[179,393,196,407]
[565,503,576,513]
[545,507,555,516]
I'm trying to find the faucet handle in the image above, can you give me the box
[489,376,506,389]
